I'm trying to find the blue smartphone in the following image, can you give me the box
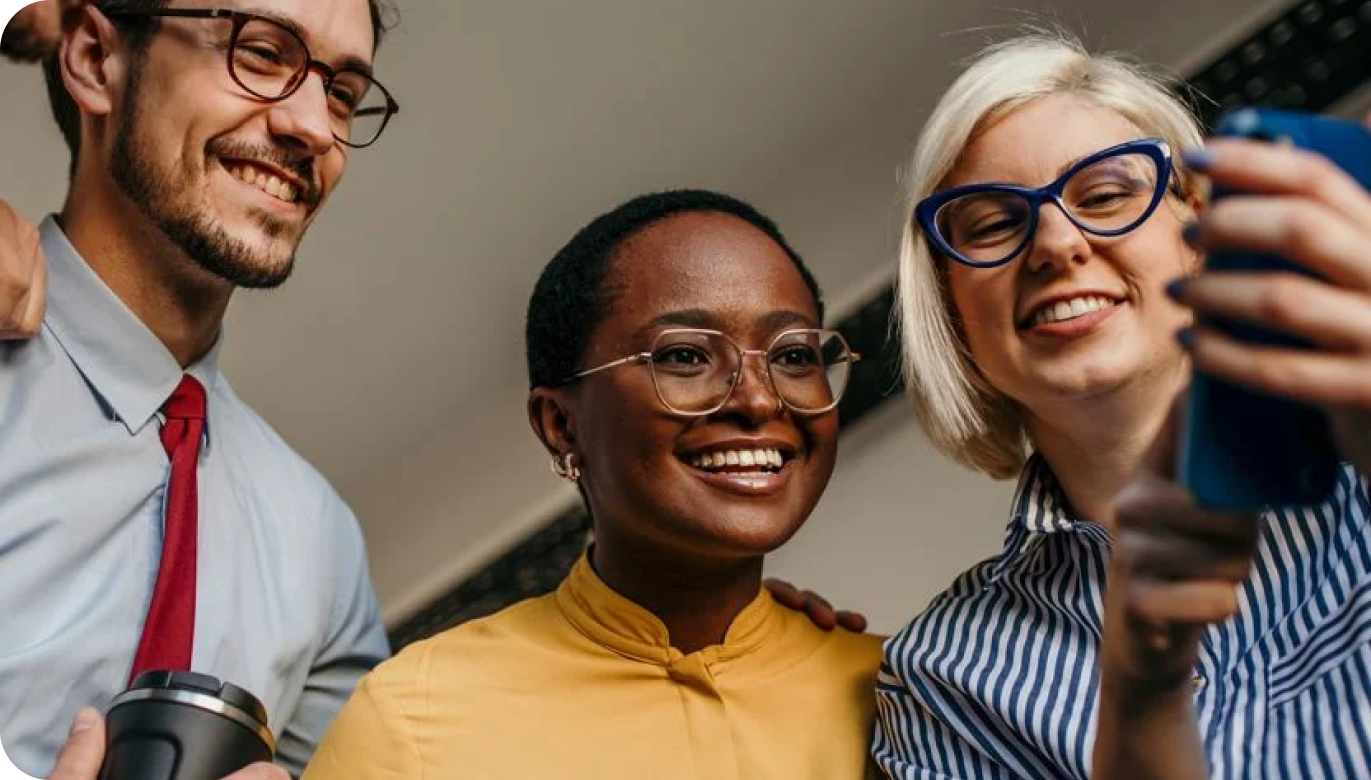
[1178,108,1371,511]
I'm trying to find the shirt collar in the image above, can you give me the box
[554,552,776,667]
[41,216,223,438]
[1011,453,1076,535]
[990,453,1081,579]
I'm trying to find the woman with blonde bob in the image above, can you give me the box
[874,32,1371,780]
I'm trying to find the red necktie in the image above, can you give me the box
[129,375,207,682]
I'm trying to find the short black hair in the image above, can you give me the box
[42,0,398,169]
[526,189,825,390]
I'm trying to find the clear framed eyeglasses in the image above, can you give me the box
[560,328,860,416]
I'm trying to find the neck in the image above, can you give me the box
[60,178,232,369]
[1022,361,1187,529]
[590,534,764,656]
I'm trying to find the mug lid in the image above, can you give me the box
[111,670,275,754]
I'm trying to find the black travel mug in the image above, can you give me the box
[97,671,275,780]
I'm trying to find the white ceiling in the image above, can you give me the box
[0,0,1287,622]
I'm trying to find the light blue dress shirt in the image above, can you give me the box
[0,218,390,777]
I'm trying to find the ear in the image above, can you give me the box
[1186,189,1206,219]
[58,4,129,123]
[1178,188,1207,272]
[528,387,577,458]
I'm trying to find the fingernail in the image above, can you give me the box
[1165,278,1189,300]
[1181,221,1203,247]
[1181,148,1215,171]
[1176,327,1196,349]
[71,708,98,734]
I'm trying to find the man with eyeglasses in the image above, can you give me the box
[0,1,398,778]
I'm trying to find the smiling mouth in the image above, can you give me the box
[1022,295,1122,329]
[684,447,790,475]
[221,159,304,206]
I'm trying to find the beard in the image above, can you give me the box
[108,62,317,289]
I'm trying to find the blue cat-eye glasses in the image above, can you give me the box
[915,138,1177,269]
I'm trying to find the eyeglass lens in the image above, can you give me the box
[647,330,853,414]
[934,151,1162,266]
[229,17,391,146]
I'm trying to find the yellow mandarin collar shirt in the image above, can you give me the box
[303,554,883,780]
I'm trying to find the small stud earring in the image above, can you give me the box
[550,452,581,483]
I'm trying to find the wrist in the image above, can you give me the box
[1101,647,1198,716]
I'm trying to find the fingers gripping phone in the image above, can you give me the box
[1179,108,1371,511]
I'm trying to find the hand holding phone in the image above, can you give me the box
[1174,108,1371,510]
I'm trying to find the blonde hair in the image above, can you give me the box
[896,31,1205,478]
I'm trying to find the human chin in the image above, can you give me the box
[201,169,312,287]
[678,498,810,559]
[666,456,814,555]
[160,201,299,289]
[1014,334,1153,400]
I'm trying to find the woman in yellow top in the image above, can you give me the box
[302,190,883,780]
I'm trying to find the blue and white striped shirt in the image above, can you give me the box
[873,455,1371,780]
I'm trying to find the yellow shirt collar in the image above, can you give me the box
[555,553,777,668]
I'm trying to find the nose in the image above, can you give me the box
[718,352,783,424]
[1024,199,1090,274]
[266,71,336,157]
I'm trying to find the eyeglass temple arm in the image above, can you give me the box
[105,8,233,20]
[569,352,651,381]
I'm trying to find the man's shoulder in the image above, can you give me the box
[0,322,73,388]
[208,377,352,517]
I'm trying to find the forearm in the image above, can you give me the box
[1093,668,1207,780]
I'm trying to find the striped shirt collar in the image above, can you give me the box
[1010,453,1076,534]
[991,454,1091,580]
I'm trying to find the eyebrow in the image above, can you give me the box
[1054,151,1091,179]
[241,6,376,76]
[634,308,819,340]
[956,150,1095,191]
[1053,145,1143,180]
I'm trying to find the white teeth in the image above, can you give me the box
[687,448,788,473]
[1033,295,1117,326]
[228,164,299,204]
